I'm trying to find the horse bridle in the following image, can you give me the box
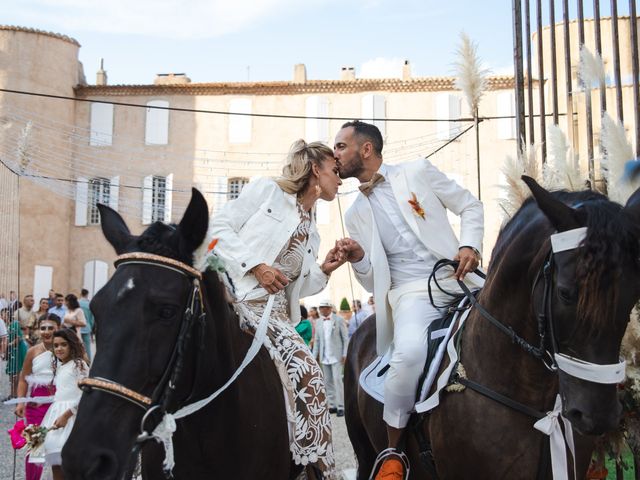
[78,252,207,474]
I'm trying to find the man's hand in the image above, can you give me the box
[252,263,289,294]
[454,247,480,280]
[321,242,346,275]
[336,238,365,263]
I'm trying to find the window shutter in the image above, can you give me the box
[228,99,252,143]
[94,260,109,294]
[109,175,119,211]
[142,175,153,225]
[145,100,170,145]
[305,96,330,143]
[361,95,386,138]
[212,176,228,216]
[83,261,95,297]
[33,265,53,303]
[164,173,173,223]
[90,103,114,146]
[75,176,88,226]
[436,94,461,140]
[497,91,516,140]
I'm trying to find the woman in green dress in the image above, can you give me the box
[4,307,28,397]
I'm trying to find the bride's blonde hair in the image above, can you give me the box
[276,139,334,195]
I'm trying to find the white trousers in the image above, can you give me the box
[383,279,446,428]
[322,361,344,410]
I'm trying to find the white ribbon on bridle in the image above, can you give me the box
[534,226,627,480]
[150,294,275,473]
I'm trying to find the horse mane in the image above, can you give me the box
[135,222,195,266]
[490,189,640,336]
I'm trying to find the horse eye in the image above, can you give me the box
[158,306,177,320]
[557,287,577,304]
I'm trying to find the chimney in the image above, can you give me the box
[293,64,307,83]
[154,73,191,85]
[340,66,356,81]
[402,60,411,80]
[96,58,107,86]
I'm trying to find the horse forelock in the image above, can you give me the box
[134,222,195,265]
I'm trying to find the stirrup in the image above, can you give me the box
[368,447,410,480]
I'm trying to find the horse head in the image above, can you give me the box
[62,189,212,479]
[523,176,640,435]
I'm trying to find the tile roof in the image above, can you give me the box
[76,76,516,97]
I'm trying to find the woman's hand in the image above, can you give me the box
[320,242,347,275]
[52,410,72,429]
[14,403,25,418]
[252,263,289,294]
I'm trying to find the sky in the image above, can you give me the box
[2,0,632,85]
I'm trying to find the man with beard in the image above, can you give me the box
[333,120,484,480]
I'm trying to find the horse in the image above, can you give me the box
[62,189,305,479]
[344,176,640,479]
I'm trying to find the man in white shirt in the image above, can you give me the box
[312,299,349,416]
[334,121,484,479]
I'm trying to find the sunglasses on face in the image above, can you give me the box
[39,326,55,331]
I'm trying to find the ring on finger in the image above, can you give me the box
[260,270,276,286]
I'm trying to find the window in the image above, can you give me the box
[145,100,170,145]
[229,98,252,143]
[305,96,330,143]
[436,94,461,140]
[75,176,119,226]
[361,94,386,138]
[88,178,110,225]
[90,103,114,146]
[142,174,173,224]
[228,177,249,200]
[497,91,516,140]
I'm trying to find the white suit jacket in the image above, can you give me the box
[345,159,484,354]
[210,177,328,326]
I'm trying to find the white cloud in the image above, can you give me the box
[9,0,326,39]
[359,57,406,79]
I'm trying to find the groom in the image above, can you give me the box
[334,120,484,479]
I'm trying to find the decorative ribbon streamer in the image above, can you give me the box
[554,353,626,384]
[533,395,576,480]
[150,294,275,473]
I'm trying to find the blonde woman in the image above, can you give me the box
[209,139,344,478]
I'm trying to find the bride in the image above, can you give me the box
[208,139,344,477]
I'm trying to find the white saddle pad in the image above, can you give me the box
[359,297,471,410]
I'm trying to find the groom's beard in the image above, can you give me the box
[338,152,364,179]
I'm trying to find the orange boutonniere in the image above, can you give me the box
[408,193,425,219]
[207,238,219,252]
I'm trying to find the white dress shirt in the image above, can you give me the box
[353,164,437,288]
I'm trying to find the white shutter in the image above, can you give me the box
[212,176,228,216]
[373,95,386,138]
[315,199,330,225]
[89,103,114,146]
[142,175,153,225]
[83,261,96,297]
[436,94,461,140]
[361,95,386,138]
[164,173,173,223]
[305,96,330,143]
[75,176,88,226]
[94,260,109,295]
[229,99,252,143]
[497,91,516,140]
[109,175,119,211]
[145,100,170,145]
[33,265,53,303]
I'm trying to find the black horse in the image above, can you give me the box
[62,189,304,479]
[344,177,640,479]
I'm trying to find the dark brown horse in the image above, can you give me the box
[345,177,640,479]
[62,189,304,479]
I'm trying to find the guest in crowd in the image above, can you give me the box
[62,294,86,340]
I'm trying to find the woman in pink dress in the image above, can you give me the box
[14,313,60,480]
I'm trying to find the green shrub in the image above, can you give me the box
[339,297,350,311]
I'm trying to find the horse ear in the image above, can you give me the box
[521,175,581,231]
[97,204,132,254]
[623,186,640,224]
[177,188,209,253]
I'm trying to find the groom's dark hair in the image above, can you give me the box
[341,120,383,156]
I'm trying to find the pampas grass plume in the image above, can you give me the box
[454,32,489,113]
[578,45,606,90]
[601,113,636,203]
